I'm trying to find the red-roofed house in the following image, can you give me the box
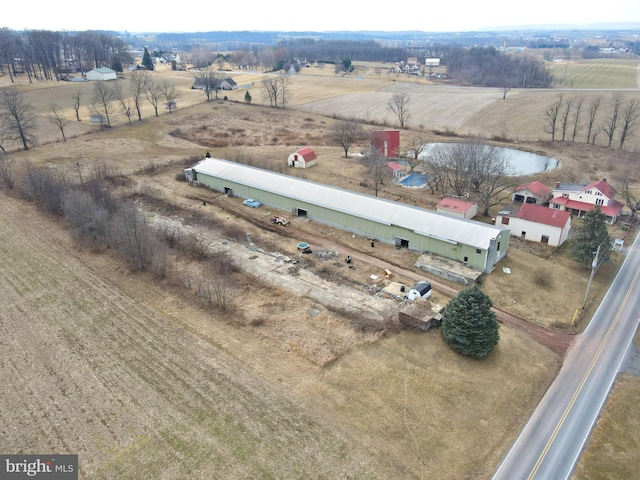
[436,198,478,219]
[549,178,623,224]
[287,148,317,168]
[512,181,552,205]
[496,204,571,246]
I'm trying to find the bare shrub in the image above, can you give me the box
[0,155,16,189]
[23,163,68,215]
[533,269,552,288]
[324,304,399,334]
[61,189,110,246]
[181,227,213,258]
[223,222,248,241]
[91,160,116,183]
[109,203,155,271]
[157,223,181,249]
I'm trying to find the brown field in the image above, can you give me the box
[0,62,638,478]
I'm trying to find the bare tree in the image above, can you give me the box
[603,93,624,148]
[387,92,411,128]
[585,96,602,144]
[615,173,640,218]
[161,80,178,113]
[71,88,82,121]
[0,27,18,83]
[559,96,574,141]
[465,144,515,216]
[425,143,470,197]
[112,82,133,123]
[129,70,150,121]
[91,82,115,128]
[544,94,563,141]
[47,103,71,141]
[145,79,163,117]
[260,74,291,108]
[0,88,38,151]
[618,98,640,150]
[194,69,224,101]
[360,145,392,197]
[0,154,15,189]
[327,119,365,158]
[570,96,584,142]
[401,132,431,171]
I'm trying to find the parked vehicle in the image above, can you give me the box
[243,198,262,208]
[270,215,290,226]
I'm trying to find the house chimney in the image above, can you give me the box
[603,177,607,183]
[555,181,561,188]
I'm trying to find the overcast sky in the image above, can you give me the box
[3,0,639,33]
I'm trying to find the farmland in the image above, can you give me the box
[0,55,639,478]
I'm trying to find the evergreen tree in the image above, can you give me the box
[111,56,123,73]
[142,47,154,71]
[441,285,499,359]
[569,206,612,268]
[244,91,252,104]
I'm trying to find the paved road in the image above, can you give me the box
[492,230,640,480]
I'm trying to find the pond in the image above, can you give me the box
[418,143,559,176]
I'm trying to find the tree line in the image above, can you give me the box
[0,71,181,152]
[0,28,133,83]
[544,93,640,149]
[443,46,553,89]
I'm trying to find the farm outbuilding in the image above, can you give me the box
[512,181,552,205]
[371,130,400,158]
[287,148,317,168]
[496,204,571,247]
[436,198,478,219]
[85,68,117,81]
[187,158,510,273]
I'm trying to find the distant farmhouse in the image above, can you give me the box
[186,158,510,274]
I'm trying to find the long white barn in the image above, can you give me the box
[188,158,510,273]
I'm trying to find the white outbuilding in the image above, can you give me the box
[287,148,317,168]
[85,68,117,81]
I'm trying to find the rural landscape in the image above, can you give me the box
[0,26,639,479]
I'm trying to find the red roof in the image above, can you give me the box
[295,147,317,161]
[550,197,623,218]
[437,198,475,213]
[388,161,403,171]
[584,179,616,199]
[516,204,570,228]
[514,180,551,197]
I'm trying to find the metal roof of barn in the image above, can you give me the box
[193,158,507,250]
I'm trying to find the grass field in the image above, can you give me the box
[0,57,638,478]
[0,192,561,479]
[549,58,639,89]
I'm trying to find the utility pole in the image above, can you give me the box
[582,242,603,309]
